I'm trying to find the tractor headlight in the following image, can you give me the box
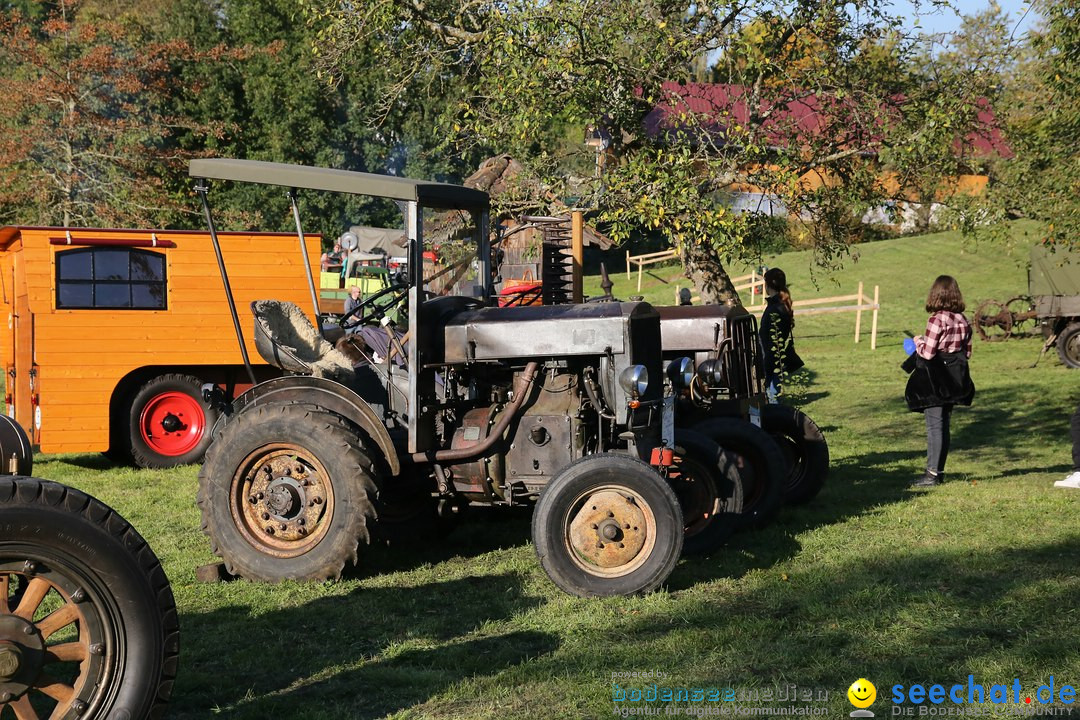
[666,357,695,389]
[618,365,650,399]
[695,358,724,387]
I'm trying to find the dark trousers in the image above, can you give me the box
[925,404,953,475]
[1072,403,1080,471]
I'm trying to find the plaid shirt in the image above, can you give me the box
[917,310,972,359]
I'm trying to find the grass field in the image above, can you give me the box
[32,222,1080,719]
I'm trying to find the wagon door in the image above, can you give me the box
[0,251,13,418]
[10,249,36,444]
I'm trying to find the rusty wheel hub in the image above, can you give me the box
[232,446,334,558]
[567,488,656,577]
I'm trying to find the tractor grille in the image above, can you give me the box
[720,314,763,398]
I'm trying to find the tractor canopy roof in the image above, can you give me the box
[189,158,490,211]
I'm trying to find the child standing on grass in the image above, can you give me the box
[905,275,974,487]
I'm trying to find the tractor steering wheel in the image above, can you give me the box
[339,277,410,329]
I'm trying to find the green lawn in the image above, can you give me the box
[32,222,1080,719]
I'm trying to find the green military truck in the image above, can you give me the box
[1031,244,1080,368]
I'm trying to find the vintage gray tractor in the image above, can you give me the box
[657,304,829,527]
[0,417,178,719]
[499,215,828,532]
[189,158,743,597]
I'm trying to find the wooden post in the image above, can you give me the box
[638,258,644,292]
[571,211,584,304]
[626,250,631,280]
[854,280,864,343]
[870,285,880,350]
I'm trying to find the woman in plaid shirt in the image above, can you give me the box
[909,275,974,487]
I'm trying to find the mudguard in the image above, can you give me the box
[213,375,401,476]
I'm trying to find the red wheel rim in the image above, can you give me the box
[138,391,206,457]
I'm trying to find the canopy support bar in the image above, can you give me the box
[195,181,258,386]
[287,189,322,334]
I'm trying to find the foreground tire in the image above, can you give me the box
[669,430,743,555]
[532,454,683,597]
[693,417,785,530]
[0,477,178,719]
[1057,322,1080,369]
[129,373,221,468]
[197,404,380,582]
[762,405,830,505]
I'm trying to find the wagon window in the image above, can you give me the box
[56,248,166,309]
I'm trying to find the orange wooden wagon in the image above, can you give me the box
[0,226,320,467]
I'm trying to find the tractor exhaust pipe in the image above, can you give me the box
[411,361,540,464]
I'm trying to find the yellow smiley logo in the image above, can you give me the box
[848,678,876,709]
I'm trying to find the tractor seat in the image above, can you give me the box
[251,300,356,384]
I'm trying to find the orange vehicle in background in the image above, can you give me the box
[0,226,320,468]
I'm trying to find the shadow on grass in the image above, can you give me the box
[358,505,534,578]
[35,452,117,471]
[176,572,556,719]
[671,450,922,589]
[615,537,1080,696]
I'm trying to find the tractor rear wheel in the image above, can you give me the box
[129,373,220,468]
[532,454,683,597]
[197,404,380,582]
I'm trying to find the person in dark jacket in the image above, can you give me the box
[906,275,973,487]
[759,268,804,403]
[1055,403,1080,488]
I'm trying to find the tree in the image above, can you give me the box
[0,0,210,226]
[303,0,993,302]
[974,0,1080,249]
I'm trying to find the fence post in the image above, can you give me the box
[871,285,880,350]
[854,280,864,343]
[638,258,644,292]
[626,250,631,280]
[571,211,584,304]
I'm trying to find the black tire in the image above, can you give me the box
[761,404,830,505]
[0,476,178,719]
[669,430,744,555]
[1057,322,1080,369]
[692,417,786,530]
[129,373,221,468]
[197,404,380,582]
[532,454,683,597]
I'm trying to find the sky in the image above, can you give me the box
[885,1,1039,39]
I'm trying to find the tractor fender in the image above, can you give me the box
[214,375,401,476]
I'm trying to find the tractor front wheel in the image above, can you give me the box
[0,477,178,719]
[532,455,683,597]
[668,430,743,555]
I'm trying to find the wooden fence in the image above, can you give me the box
[688,278,880,349]
[627,247,880,348]
[790,281,881,349]
[626,248,678,292]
